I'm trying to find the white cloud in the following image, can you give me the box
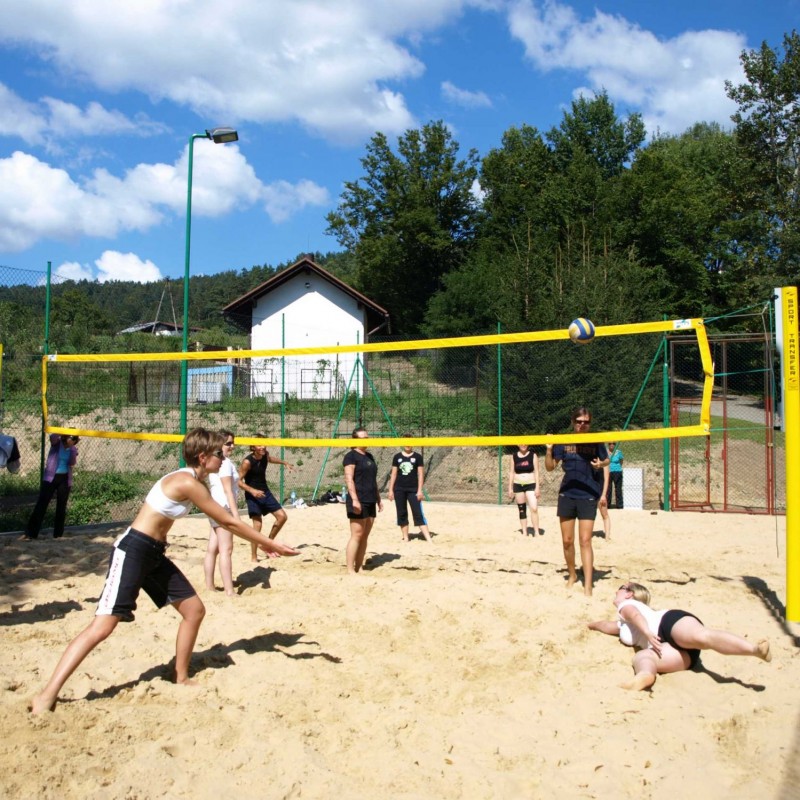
[0,83,167,149]
[506,0,746,135]
[55,261,94,282]
[0,142,329,252]
[262,179,331,223]
[441,81,492,109]
[0,0,485,142]
[94,251,163,283]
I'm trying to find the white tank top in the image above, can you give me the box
[144,468,196,519]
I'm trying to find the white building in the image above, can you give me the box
[222,256,390,401]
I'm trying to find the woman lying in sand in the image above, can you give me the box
[588,581,771,690]
[31,428,299,715]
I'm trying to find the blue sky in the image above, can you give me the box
[0,0,797,285]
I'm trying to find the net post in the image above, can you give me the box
[781,287,800,621]
[662,316,671,511]
[496,321,503,505]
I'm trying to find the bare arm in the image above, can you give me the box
[534,453,540,497]
[180,477,297,555]
[587,620,619,636]
[544,444,558,472]
[599,465,609,507]
[344,463,359,510]
[268,455,294,470]
[508,456,515,495]
[238,459,263,498]
[221,474,238,518]
[387,465,397,500]
[417,464,425,499]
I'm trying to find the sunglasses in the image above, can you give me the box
[224,441,234,446]
[618,585,632,592]
[574,419,591,425]
[210,450,224,459]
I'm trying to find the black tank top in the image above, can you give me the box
[243,453,268,491]
[513,450,535,474]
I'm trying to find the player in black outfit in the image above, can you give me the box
[387,445,431,542]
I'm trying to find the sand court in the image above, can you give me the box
[0,502,798,799]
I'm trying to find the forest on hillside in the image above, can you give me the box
[1,31,797,360]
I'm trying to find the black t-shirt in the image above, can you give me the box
[343,449,378,502]
[552,443,608,499]
[392,451,424,490]
[242,453,269,491]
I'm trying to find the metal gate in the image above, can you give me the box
[670,333,783,514]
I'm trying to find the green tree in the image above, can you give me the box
[326,121,480,334]
[726,30,800,284]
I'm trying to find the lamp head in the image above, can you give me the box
[206,127,239,144]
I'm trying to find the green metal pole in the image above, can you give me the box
[180,133,205,467]
[280,313,286,503]
[41,260,52,480]
[497,321,502,505]
[662,316,671,511]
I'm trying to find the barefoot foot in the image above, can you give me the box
[755,639,771,662]
[619,673,656,691]
[30,693,56,715]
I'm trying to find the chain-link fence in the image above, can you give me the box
[2,283,787,535]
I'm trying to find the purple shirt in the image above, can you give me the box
[43,434,78,487]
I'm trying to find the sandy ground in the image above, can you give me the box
[0,502,798,799]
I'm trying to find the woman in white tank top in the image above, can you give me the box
[31,428,299,715]
[203,429,239,596]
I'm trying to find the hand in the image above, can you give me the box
[377,499,384,512]
[647,632,663,657]
[591,457,602,469]
[253,489,265,499]
[546,444,552,451]
[388,492,394,501]
[416,491,423,501]
[260,541,300,557]
[598,496,608,507]
[351,499,361,513]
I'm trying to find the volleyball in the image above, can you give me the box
[568,318,595,344]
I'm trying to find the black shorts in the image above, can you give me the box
[245,488,282,517]
[96,527,196,622]
[513,482,537,494]
[557,494,598,520]
[658,609,703,668]
[347,501,377,520]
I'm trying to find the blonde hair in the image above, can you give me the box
[626,581,651,605]
[183,428,225,467]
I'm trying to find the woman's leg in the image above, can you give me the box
[346,519,367,574]
[268,508,288,539]
[249,515,263,562]
[172,595,206,685]
[204,529,220,591]
[621,645,688,690]
[514,492,527,535]
[354,518,375,570]
[577,517,595,595]
[395,491,410,540]
[52,476,70,538]
[215,526,235,596]
[25,481,57,539]
[670,616,771,660]
[559,517,577,587]
[526,490,540,536]
[407,493,431,542]
[31,614,120,713]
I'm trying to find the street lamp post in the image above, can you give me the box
[180,127,239,464]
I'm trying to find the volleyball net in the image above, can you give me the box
[43,318,712,449]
